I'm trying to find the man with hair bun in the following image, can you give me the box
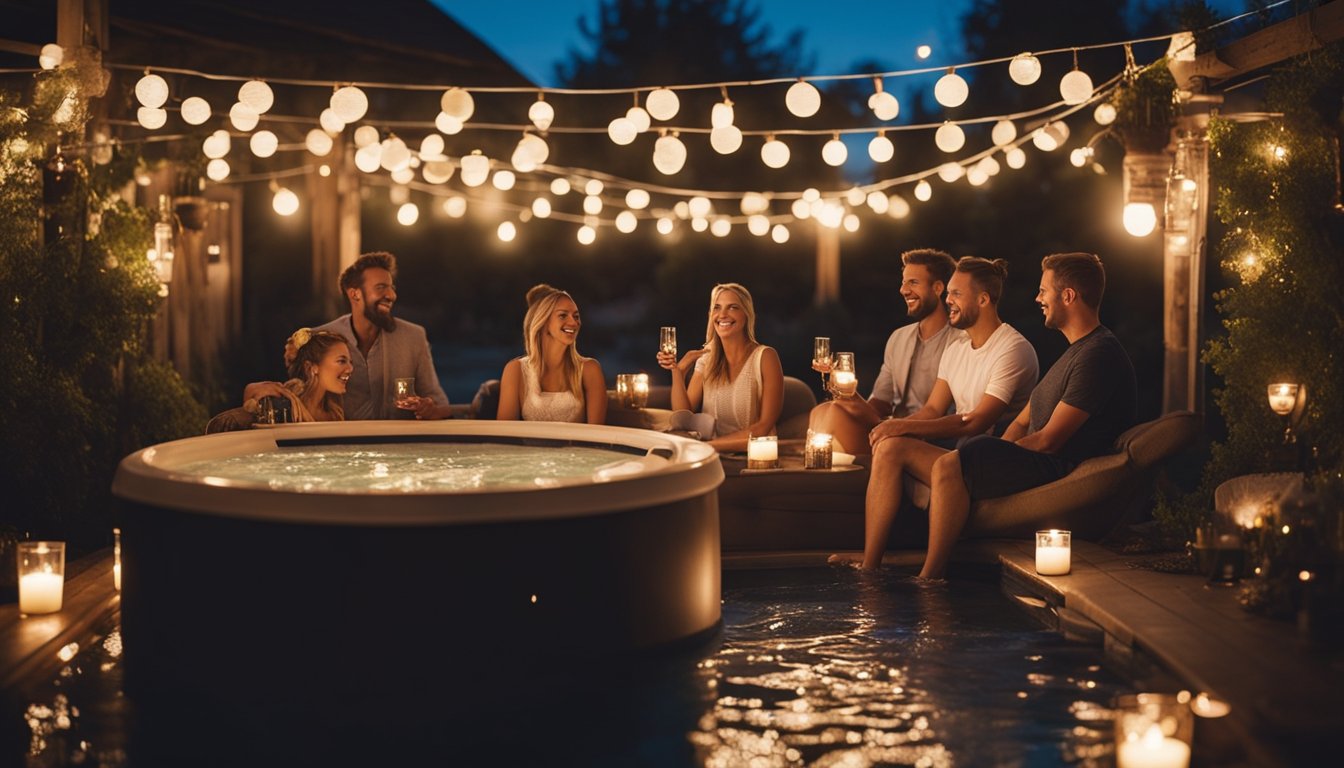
[915,252,1137,580]
[837,255,1039,571]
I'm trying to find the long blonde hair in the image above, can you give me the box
[523,284,585,399]
[701,282,758,385]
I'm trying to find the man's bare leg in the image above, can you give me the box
[919,450,972,579]
[861,437,947,569]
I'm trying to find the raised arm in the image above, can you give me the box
[581,358,608,425]
[495,359,523,421]
[657,348,706,412]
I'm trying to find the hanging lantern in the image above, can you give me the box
[528,96,554,131]
[822,135,848,166]
[238,80,274,113]
[249,130,278,158]
[1094,103,1117,125]
[460,151,490,187]
[646,88,679,121]
[330,86,368,123]
[577,225,597,245]
[760,136,790,168]
[625,189,650,209]
[1009,53,1041,85]
[991,119,1017,146]
[440,88,475,121]
[652,133,686,174]
[180,97,211,125]
[785,80,821,118]
[608,117,638,146]
[1060,68,1094,105]
[934,70,968,108]
[380,137,411,172]
[868,132,894,163]
[135,73,169,108]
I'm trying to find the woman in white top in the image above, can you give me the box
[656,282,783,452]
[497,284,607,424]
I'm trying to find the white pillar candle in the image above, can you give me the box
[747,436,779,469]
[20,572,65,614]
[1116,724,1191,768]
[1035,530,1071,575]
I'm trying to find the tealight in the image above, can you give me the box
[1035,529,1071,575]
[805,431,833,470]
[18,541,65,615]
[1114,693,1193,768]
[747,435,779,470]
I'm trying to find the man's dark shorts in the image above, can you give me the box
[957,435,1075,501]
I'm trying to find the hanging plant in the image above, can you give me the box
[1111,59,1178,154]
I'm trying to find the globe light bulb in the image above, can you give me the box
[319,108,345,134]
[625,188,650,209]
[272,187,299,216]
[550,178,571,195]
[435,113,463,135]
[710,125,743,154]
[760,137,790,168]
[493,170,516,191]
[531,198,552,218]
[937,162,964,182]
[616,211,638,233]
[420,134,446,160]
[577,225,597,245]
[38,43,63,70]
[440,88,475,121]
[202,130,230,159]
[1123,202,1157,236]
[869,90,899,121]
[934,71,968,108]
[747,215,770,236]
[868,133,894,163]
[771,224,790,244]
[887,194,910,219]
[822,136,848,166]
[608,117,637,145]
[460,152,490,187]
[330,86,368,123]
[673,201,690,219]
[915,45,932,60]
[740,192,769,215]
[1009,53,1041,85]
[802,187,820,202]
[791,199,811,219]
[690,217,709,232]
[389,185,410,205]
[1005,147,1027,169]
[686,196,711,218]
[710,218,731,237]
[866,191,889,214]
[380,137,411,172]
[396,202,419,226]
[354,143,382,173]
[137,107,167,130]
[652,133,686,174]
[584,179,604,196]
[845,186,866,206]
[180,97,211,125]
[249,130,278,158]
[444,196,467,217]
[646,88,679,121]
[422,161,453,184]
[497,221,517,242]
[238,80,274,113]
[843,214,860,232]
[1094,102,1117,126]
[978,155,1001,176]
[229,102,259,132]
[136,73,169,108]
[1069,147,1091,167]
[711,101,735,129]
[583,194,603,215]
[934,122,965,153]
[626,106,651,133]
[205,158,231,181]
[914,180,933,201]
[656,217,674,235]
[528,98,554,131]
[1060,69,1094,105]
[991,119,1017,146]
[353,125,379,148]
[785,80,821,118]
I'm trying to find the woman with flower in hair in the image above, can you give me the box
[656,282,783,452]
[497,284,607,424]
[239,328,353,422]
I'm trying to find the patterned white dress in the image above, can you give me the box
[519,357,586,423]
[695,345,769,438]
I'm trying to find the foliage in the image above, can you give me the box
[1110,60,1178,154]
[0,58,206,548]
[1154,43,1344,542]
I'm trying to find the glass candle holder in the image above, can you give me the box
[113,527,122,592]
[632,373,650,408]
[830,352,858,397]
[394,377,416,410]
[18,541,65,615]
[804,430,833,470]
[615,374,634,407]
[1114,693,1193,768]
[747,434,779,470]
[1035,529,1071,575]
[660,326,677,356]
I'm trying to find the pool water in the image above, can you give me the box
[175,442,650,492]
[13,567,1124,767]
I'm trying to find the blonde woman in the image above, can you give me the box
[656,282,783,452]
[497,284,607,424]
[233,328,352,426]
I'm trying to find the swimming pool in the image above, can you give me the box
[14,566,1129,767]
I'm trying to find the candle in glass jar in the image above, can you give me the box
[1116,725,1191,768]
[831,371,857,396]
[805,431,833,469]
[747,435,779,469]
[18,541,65,615]
[632,373,650,408]
[1035,530,1071,575]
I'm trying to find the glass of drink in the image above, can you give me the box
[812,336,833,391]
[394,378,416,410]
[660,326,677,357]
[829,352,858,397]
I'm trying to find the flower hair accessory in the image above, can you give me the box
[288,327,313,351]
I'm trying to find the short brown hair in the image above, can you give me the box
[901,248,956,287]
[955,256,1010,304]
[339,251,397,295]
[1041,252,1105,308]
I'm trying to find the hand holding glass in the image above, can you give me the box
[660,327,677,356]
[394,378,417,410]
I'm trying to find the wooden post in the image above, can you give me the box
[337,143,361,302]
[813,224,840,307]
[309,160,341,318]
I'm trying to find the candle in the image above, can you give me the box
[113,527,122,592]
[1116,724,1191,768]
[747,435,779,469]
[831,371,857,396]
[805,431,833,469]
[615,374,633,407]
[113,562,122,591]
[17,541,65,616]
[632,373,650,408]
[1035,530,1071,575]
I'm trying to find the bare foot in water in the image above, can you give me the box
[827,553,865,569]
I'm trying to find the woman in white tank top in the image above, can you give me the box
[497,284,607,424]
[656,282,783,452]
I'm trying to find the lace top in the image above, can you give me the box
[695,345,768,438]
[519,357,586,423]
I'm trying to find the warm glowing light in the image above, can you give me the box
[710,125,743,154]
[747,215,770,236]
[822,136,848,166]
[887,194,910,218]
[206,158,230,181]
[934,122,965,153]
[1009,53,1041,85]
[419,134,445,159]
[577,225,597,245]
[785,80,821,117]
[914,180,932,201]
[444,196,467,218]
[937,162,964,182]
[690,216,708,232]
[1060,68,1094,105]
[771,224,790,243]
[440,87,475,121]
[550,178,571,196]
[1070,147,1092,167]
[531,198,551,218]
[380,137,411,172]
[38,43,63,70]
[272,187,299,216]
[180,96,211,125]
[710,218,731,237]
[497,221,516,242]
[528,98,554,131]
[711,101,734,128]
[1005,147,1027,169]
[249,130,278,158]
[608,116,637,145]
[238,80,274,113]
[868,133,894,163]
[866,191,888,214]
[135,73,169,108]
[136,107,167,130]
[869,90,899,121]
[656,217,674,235]
[615,210,638,233]
[396,202,419,226]
[991,119,1017,146]
[436,113,463,134]
[353,125,379,148]
[229,102,259,132]
[653,133,686,174]
[645,88,679,121]
[318,164,330,177]
[934,71,968,108]
[319,108,344,134]
[460,152,489,187]
[202,130,230,159]
[761,136,790,168]
[916,45,932,60]
[790,199,811,219]
[354,143,382,172]
[1094,102,1117,125]
[625,188,650,209]
[740,192,769,214]
[330,86,368,123]
[1123,202,1157,237]
[583,194,603,215]
[626,106,651,132]
[492,170,516,190]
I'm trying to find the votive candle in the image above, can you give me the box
[1035,529,1071,575]
[805,431,833,469]
[1114,693,1193,768]
[747,435,779,469]
[18,541,65,615]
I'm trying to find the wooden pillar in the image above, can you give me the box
[309,161,340,318]
[813,224,840,307]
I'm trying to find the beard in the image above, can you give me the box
[905,293,938,321]
[362,295,396,332]
[949,303,979,330]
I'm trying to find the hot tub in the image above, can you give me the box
[111,421,723,741]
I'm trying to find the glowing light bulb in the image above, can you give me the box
[711,101,734,128]
[935,122,965,153]
[888,194,910,218]
[761,137,790,168]
[459,152,489,187]
[1069,147,1091,167]
[843,214,860,232]
[616,211,638,233]
[740,192,769,215]
[710,218,731,237]
[869,90,899,121]
[420,134,445,159]
[380,137,411,172]
[645,88,679,121]
[710,125,743,154]
[937,162,964,182]
[966,166,989,186]
[319,108,344,134]
[686,196,711,218]
[1060,69,1094,105]
[202,130,230,159]
[511,133,548,172]
[868,133,894,163]
[330,86,368,123]
[656,217,674,235]
[577,225,596,245]
[1009,53,1041,85]
[785,80,821,117]
[791,198,811,219]
[691,217,709,232]
[135,73,169,108]
[583,195,603,215]
[625,189,650,209]
[229,102,259,132]
[845,186,865,206]
[249,130,278,158]
[272,187,299,216]
[1005,147,1027,169]
[354,143,382,173]
[626,106,651,132]
[747,215,770,236]
[422,161,453,184]
[1094,102,1117,125]
[867,191,889,214]
[180,97,211,125]
[436,113,463,135]
[1123,202,1157,236]
[497,221,516,242]
[608,117,638,145]
[822,136,848,166]
[652,133,686,174]
[584,179,604,196]
[38,43,63,70]
[934,71,968,108]
[206,158,230,181]
[444,196,467,217]
[397,202,419,226]
[550,178,571,195]
[136,107,167,130]
[914,180,932,201]
[440,88,475,121]
[771,224,790,243]
[991,119,1017,146]
[353,125,379,148]
[493,169,516,190]
[528,98,554,131]
[531,198,551,218]
[916,45,932,60]
[238,80,274,113]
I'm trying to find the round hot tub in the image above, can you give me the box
[111,421,723,741]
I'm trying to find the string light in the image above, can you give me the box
[584,179,604,196]
[492,169,516,190]
[353,125,379,147]
[528,95,554,131]
[616,210,638,233]
[38,43,63,70]
[577,224,597,244]
[934,122,965,153]
[397,202,420,225]
[238,80,274,113]
[646,88,679,121]
[656,217,674,235]
[625,188,650,209]
[440,87,475,121]
[761,135,790,168]
[821,134,848,166]
[991,119,1017,146]
[626,104,652,133]
[206,158,230,181]
[319,107,344,133]
[608,116,637,145]
[229,102,259,131]
[937,162,964,182]
[202,130,230,159]
[770,224,789,243]
[444,196,467,217]
[497,221,517,242]
[531,197,552,218]
[1005,147,1027,168]
[459,151,489,186]
[652,132,687,174]
[180,97,212,125]
[135,73,169,108]
[914,180,932,201]
[422,160,453,184]
[785,80,822,117]
[330,85,368,123]
[272,186,299,216]
[1009,53,1041,85]
[1060,50,1094,105]
[710,124,743,154]
[1093,102,1117,125]
[934,70,968,108]
[869,78,900,121]
[436,112,464,134]
[249,130,278,158]
[747,215,770,235]
[380,137,411,172]
[550,178,571,195]
[868,132,894,163]
[887,194,910,218]
[136,107,167,130]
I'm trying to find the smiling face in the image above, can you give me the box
[945,271,983,330]
[308,342,353,397]
[354,267,397,332]
[900,263,943,321]
[710,288,749,340]
[1037,269,1066,329]
[546,296,581,346]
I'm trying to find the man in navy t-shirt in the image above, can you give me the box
[916,252,1136,580]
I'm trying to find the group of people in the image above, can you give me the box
[236,247,1136,580]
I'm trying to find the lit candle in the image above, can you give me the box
[632,373,650,408]
[18,541,65,615]
[1116,724,1191,768]
[1035,529,1071,575]
[113,527,122,591]
[805,431,833,470]
[747,435,779,469]
[830,371,857,397]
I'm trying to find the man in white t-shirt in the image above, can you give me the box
[807,249,959,455]
[834,256,1039,570]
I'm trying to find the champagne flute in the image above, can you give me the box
[812,336,833,393]
[660,326,677,357]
